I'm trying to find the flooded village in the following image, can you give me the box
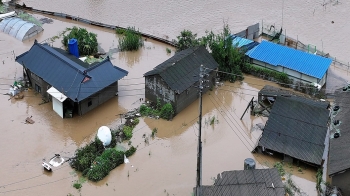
[1,0,350,196]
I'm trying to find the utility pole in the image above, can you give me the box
[196,65,205,196]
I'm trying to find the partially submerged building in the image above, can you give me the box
[328,87,350,195]
[256,91,330,166]
[246,41,332,87]
[16,40,128,118]
[195,168,284,196]
[0,17,43,41]
[144,46,218,115]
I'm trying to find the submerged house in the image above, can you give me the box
[328,87,350,195]
[246,41,332,87]
[194,168,284,196]
[257,93,330,166]
[16,40,128,118]
[144,46,219,115]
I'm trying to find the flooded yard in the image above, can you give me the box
[0,9,348,196]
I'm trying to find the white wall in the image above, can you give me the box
[52,97,64,118]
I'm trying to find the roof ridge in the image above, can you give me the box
[35,41,84,74]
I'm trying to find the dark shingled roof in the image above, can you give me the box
[259,85,330,109]
[259,96,329,165]
[328,89,350,176]
[195,168,285,196]
[16,41,128,102]
[144,46,219,93]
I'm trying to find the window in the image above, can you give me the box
[35,84,41,93]
[88,100,92,107]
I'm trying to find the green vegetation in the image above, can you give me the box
[173,30,200,51]
[70,124,138,182]
[118,27,143,51]
[62,26,98,56]
[274,161,286,176]
[316,169,323,193]
[241,63,292,86]
[17,11,42,27]
[0,5,5,13]
[273,162,302,196]
[115,28,126,35]
[166,48,171,54]
[174,24,244,83]
[210,116,215,125]
[139,100,174,120]
[151,128,158,138]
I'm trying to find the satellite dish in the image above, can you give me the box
[97,126,112,146]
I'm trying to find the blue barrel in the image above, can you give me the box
[68,38,79,58]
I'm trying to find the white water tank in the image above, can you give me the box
[97,126,112,146]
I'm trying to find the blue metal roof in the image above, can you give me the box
[232,36,253,48]
[16,41,128,102]
[245,41,332,79]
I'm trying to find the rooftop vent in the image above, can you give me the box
[333,106,340,111]
[334,132,340,138]
[333,120,339,125]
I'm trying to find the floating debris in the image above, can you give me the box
[25,116,34,124]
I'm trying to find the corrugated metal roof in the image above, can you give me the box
[258,96,329,165]
[195,168,284,196]
[16,41,128,102]
[232,36,253,48]
[144,46,218,94]
[245,41,332,79]
[328,89,350,176]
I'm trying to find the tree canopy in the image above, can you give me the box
[62,26,98,56]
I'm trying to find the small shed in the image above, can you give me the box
[0,17,43,41]
[47,87,67,118]
[245,41,332,87]
[144,46,219,115]
[195,168,285,196]
[257,95,329,166]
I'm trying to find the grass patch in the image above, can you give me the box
[118,26,143,51]
[139,100,174,120]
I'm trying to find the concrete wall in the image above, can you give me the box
[26,69,50,99]
[78,81,118,115]
[145,75,176,106]
[331,170,350,196]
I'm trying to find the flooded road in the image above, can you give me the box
[17,0,350,63]
[0,4,348,196]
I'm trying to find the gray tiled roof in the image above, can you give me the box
[16,41,128,102]
[259,96,329,165]
[328,89,350,176]
[259,85,330,109]
[144,46,219,93]
[195,168,284,196]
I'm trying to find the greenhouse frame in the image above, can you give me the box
[0,17,43,41]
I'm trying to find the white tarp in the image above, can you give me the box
[97,126,112,146]
[47,87,67,102]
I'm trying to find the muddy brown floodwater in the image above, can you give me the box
[0,10,349,196]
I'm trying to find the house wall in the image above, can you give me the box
[145,71,216,115]
[175,71,216,114]
[331,170,350,195]
[250,59,322,85]
[145,75,176,106]
[26,69,50,99]
[78,81,118,115]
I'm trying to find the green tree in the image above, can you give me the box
[62,26,98,56]
[173,30,201,51]
[202,24,244,82]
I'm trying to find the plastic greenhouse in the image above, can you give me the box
[0,17,43,41]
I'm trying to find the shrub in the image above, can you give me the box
[118,27,143,51]
[73,182,82,189]
[125,146,137,157]
[123,126,133,140]
[160,103,174,120]
[140,105,151,116]
[115,28,126,35]
[62,26,98,56]
[166,48,171,54]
